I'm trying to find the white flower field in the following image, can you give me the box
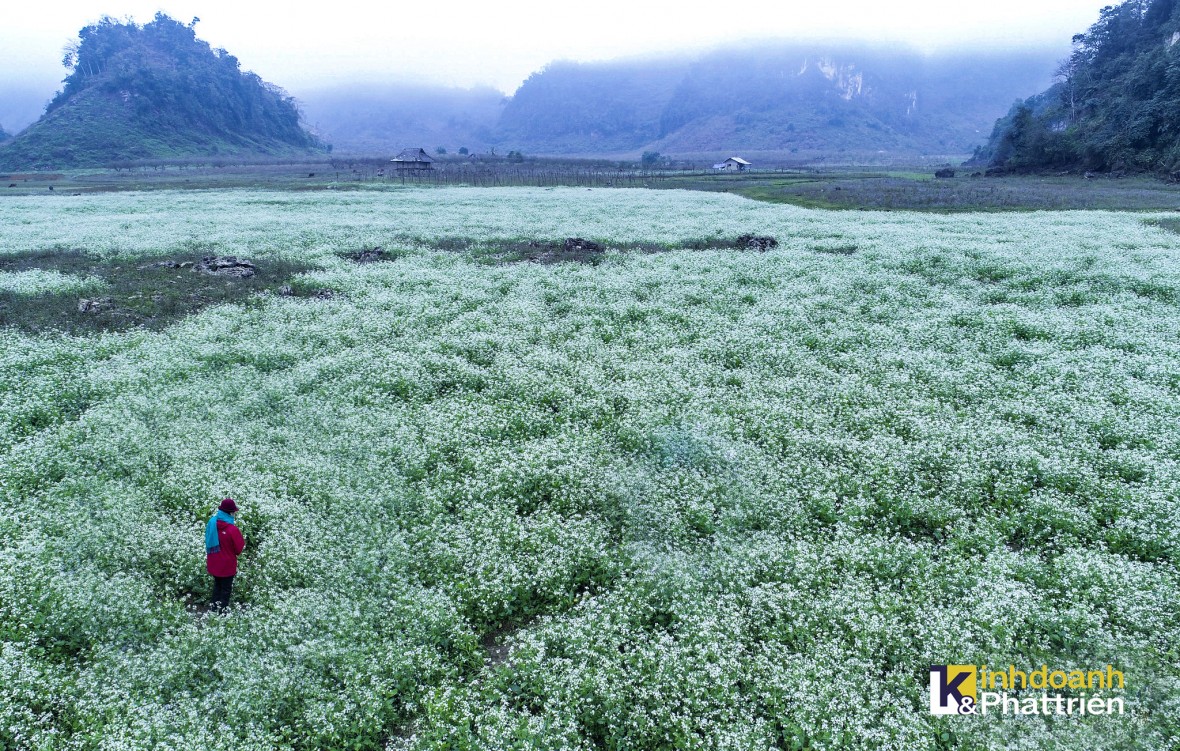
[0,187,1177,750]
[0,269,105,296]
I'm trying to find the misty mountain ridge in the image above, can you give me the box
[0,21,1058,166]
[0,85,51,134]
[306,42,1058,158]
[299,83,505,155]
[0,14,324,169]
[495,43,1060,157]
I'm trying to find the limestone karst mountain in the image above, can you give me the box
[0,14,323,169]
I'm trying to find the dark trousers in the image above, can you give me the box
[211,575,234,610]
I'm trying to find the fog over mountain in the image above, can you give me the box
[0,86,52,133]
[0,1,1115,100]
[300,42,1061,159]
[0,20,1062,164]
[298,84,505,156]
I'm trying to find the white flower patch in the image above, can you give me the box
[0,269,106,295]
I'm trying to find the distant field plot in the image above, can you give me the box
[661,171,1180,212]
[0,188,1178,750]
[8,161,1180,213]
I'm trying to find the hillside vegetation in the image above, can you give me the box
[0,14,323,169]
[977,0,1180,173]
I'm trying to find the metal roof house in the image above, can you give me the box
[712,157,752,172]
[391,148,434,170]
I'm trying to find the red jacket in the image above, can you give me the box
[206,520,245,577]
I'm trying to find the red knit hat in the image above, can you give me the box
[218,498,238,513]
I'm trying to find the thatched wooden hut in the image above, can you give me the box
[391,148,434,170]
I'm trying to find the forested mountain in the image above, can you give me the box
[299,84,504,155]
[0,125,9,143]
[487,45,1058,157]
[0,14,323,169]
[976,0,1180,172]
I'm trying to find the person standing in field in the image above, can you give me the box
[205,498,245,610]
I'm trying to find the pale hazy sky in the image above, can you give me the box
[2,0,1111,97]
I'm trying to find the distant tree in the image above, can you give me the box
[1054,50,1082,125]
[458,146,469,155]
[640,150,662,167]
[436,146,447,155]
[506,149,524,162]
